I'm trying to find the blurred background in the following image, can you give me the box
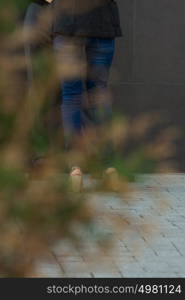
[114,0,185,171]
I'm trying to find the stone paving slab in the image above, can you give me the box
[37,174,185,277]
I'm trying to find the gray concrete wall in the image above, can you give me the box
[113,0,185,170]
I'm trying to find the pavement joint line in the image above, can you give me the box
[171,241,184,257]
[50,250,66,275]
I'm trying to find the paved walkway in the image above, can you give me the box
[36,174,185,277]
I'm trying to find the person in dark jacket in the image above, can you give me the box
[24,0,122,190]
[52,0,122,187]
[23,1,113,146]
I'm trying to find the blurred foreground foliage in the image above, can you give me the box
[0,1,178,277]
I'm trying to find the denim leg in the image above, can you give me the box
[85,38,116,166]
[62,79,84,134]
[85,38,115,126]
[53,36,84,148]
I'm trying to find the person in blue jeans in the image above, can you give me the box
[52,0,122,188]
[24,0,122,190]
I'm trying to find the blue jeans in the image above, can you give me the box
[53,36,115,148]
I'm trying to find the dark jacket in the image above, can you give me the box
[33,0,49,6]
[52,0,122,38]
[34,0,122,38]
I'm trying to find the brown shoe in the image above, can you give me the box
[103,167,121,192]
[70,166,83,192]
